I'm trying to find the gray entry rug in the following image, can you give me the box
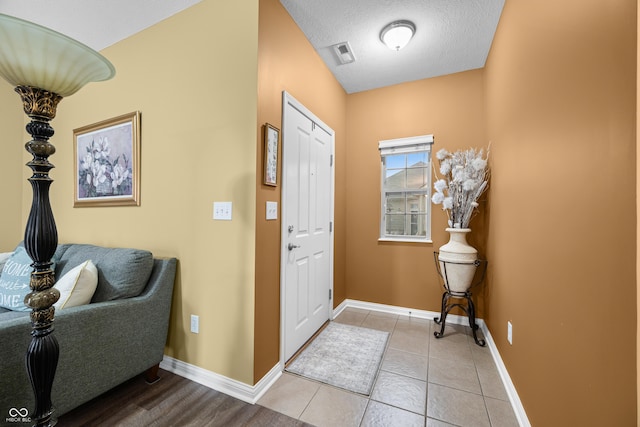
[286,322,389,396]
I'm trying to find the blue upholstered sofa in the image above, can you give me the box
[0,243,177,424]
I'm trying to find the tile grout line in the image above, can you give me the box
[295,377,322,422]
[357,319,390,425]
[464,327,495,426]
[423,319,430,425]
[369,319,430,418]
[265,308,516,426]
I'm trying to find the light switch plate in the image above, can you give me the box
[266,201,278,220]
[213,202,232,220]
[191,315,199,333]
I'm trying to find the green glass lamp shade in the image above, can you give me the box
[0,13,115,97]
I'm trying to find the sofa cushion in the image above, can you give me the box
[0,246,35,312]
[0,307,30,321]
[54,260,98,310]
[54,244,153,302]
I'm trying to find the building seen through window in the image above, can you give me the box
[379,135,433,242]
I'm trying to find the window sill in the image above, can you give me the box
[378,237,433,244]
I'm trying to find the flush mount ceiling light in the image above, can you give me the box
[380,20,416,51]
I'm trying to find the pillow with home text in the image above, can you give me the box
[0,246,33,311]
[0,246,44,311]
[0,252,12,273]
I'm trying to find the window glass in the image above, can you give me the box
[406,168,428,189]
[379,135,433,241]
[385,154,406,169]
[384,169,406,190]
[407,152,427,167]
[386,194,406,214]
[406,193,427,213]
[385,215,405,236]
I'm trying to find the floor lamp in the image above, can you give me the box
[0,14,114,426]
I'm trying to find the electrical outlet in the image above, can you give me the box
[191,314,199,334]
[507,321,513,345]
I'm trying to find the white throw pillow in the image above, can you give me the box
[54,260,98,310]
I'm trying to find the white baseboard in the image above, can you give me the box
[159,356,281,404]
[334,299,531,427]
[479,326,531,427]
[161,298,530,426]
[333,297,477,327]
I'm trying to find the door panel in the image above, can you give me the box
[283,96,334,361]
[295,256,309,328]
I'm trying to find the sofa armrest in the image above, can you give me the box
[0,257,177,418]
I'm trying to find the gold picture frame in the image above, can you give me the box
[263,123,279,186]
[73,111,141,207]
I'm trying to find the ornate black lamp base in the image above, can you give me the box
[434,290,485,347]
[16,85,62,427]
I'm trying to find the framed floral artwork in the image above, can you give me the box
[73,111,141,207]
[263,123,279,186]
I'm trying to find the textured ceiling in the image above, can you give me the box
[280,0,505,93]
[0,0,504,94]
[0,0,203,51]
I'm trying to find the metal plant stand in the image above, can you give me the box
[433,252,488,347]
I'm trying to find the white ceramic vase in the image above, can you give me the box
[438,228,478,293]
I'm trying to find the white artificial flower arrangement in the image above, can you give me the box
[431,147,490,229]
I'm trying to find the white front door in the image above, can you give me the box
[281,92,334,362]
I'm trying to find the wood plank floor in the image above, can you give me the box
[58,369,313,426]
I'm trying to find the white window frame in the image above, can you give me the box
[378,134,434,243]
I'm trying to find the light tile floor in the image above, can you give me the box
[258,308,519,427]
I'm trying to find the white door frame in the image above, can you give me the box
[279,91,335,368]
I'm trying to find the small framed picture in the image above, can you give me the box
[73,111,141,207]
[263,123,279,186]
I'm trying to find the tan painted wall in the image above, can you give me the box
[0,80,26,251]
[345,70,487,314]
[19,1,259,384]
[4,5,637,416]
[485,0,636,425]
[254,0,347,382]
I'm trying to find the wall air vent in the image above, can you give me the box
[331,41,356,65]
